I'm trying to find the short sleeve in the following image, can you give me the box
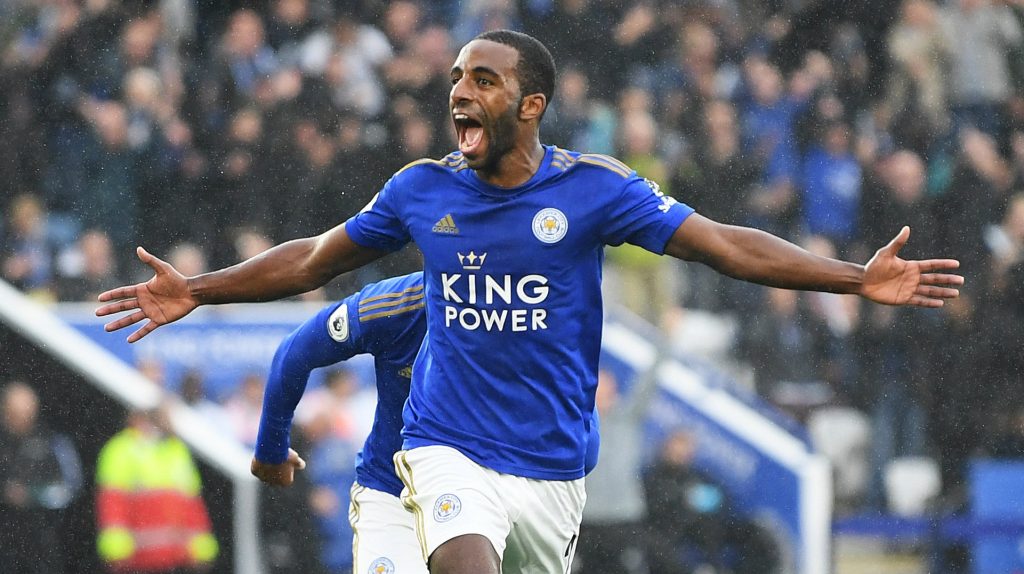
[601,176,694,254]
[344,176,411,252]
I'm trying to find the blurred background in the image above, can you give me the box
[2,0,1024,573]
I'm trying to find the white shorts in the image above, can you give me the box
[349,482,428,574]
[394,445,586,574]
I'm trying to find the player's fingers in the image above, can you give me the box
[97,284,138,303]
[908,295,945,308]
[95,299,140,317]
[127,320,160,343]
[882,226,911,256]
[915,285,960,299]
[918,259,961,273]
[104,310,147,332]
[287,449,307,470]
[137,246,174,275]
[920,273,965,286]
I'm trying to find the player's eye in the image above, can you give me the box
[477,78,492,86]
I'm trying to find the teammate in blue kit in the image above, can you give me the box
[251,272,427,574]
[249,271,601,573]
[98,30,963,574]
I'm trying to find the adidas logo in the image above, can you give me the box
[432,214,459,234]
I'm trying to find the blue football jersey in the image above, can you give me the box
[345,146,693,480]
[255,270,603,495]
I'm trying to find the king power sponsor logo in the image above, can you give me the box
[439,272,550,332]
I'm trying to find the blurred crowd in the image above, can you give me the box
[3,0,1024,568]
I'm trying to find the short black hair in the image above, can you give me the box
[474,29,555,115]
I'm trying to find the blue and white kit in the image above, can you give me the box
[345,146,692,481]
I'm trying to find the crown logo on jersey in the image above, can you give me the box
[457,251,486,270]
[432,214,459,234]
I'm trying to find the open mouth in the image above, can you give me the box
[454,113,485,156]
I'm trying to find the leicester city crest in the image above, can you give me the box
[433,493,462,523]
[368,557,395,574]
[532,208,568,244]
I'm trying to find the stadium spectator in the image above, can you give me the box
[737,286,835,414]
[674,100,763,311]
[800,235,863,405]
[224,373,267,448]
[544,66,601,152]
[800,121,863,256]
[939,0,1023,140]
[294,367,361,443]
[259,421,323,574]
[303,411,358,574]
[303,15,393,118]
[207,9,279,111]
[604,108,682,326]
[135,357,168,388]
[932,128,1006,273]
[986,191,1024,289]
[265,0,323,68]
[0,381,83,574]
[737,56,808,236]
[76,99,138,251]
[577,366,660,574]
[676,100,760,229]
[178,370,232,438]
[644,429,780,574]
[232,226,276,262]
[166,241,209,279]
[884,0,952,154]
[860,150,938,264]
[926,289,988,493]
[520,0,618,102]
[974,191,1024,458]
[95,403,218,573]
[205,107,272,260]
[55,228,122,301]
[1,193,62,299]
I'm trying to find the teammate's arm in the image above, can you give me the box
[664,214,963,307]
[251,301,361,486]
[96,224,387,342]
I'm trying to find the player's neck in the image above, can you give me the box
[475,141,545,188]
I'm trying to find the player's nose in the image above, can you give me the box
[450,77,473,104]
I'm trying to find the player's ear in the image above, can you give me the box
[519,93,546,121]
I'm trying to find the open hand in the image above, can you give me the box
[861,227,963,307]
[95,247,198,342]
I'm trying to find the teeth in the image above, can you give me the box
[454,114,469,120]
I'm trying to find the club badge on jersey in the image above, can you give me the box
[433,493,462,523]
[532,208,568,244]
[368,556,395,574]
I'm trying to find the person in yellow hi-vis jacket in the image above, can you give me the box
[95,404,218,573]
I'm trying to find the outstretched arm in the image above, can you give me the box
[96,224,388,342]
[665,214,962,306]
